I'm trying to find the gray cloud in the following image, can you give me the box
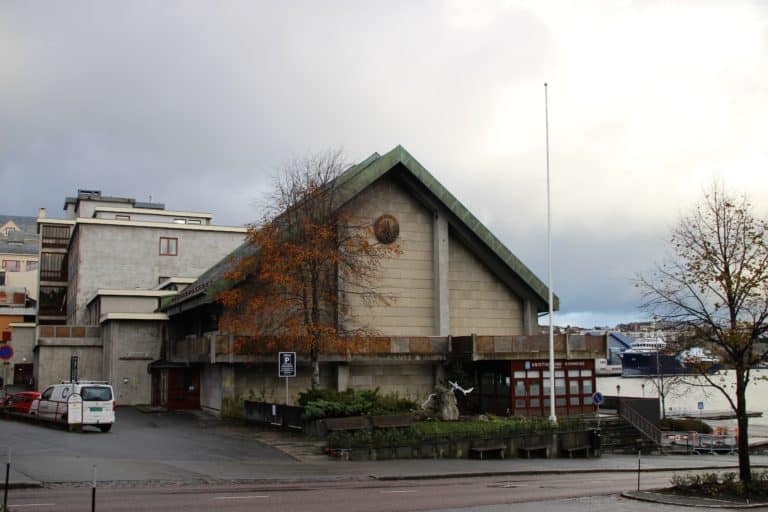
[2,0,767,327]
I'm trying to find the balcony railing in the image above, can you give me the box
[39,270,67,282]
[41,226,71,248]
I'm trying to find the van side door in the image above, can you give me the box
[36,386,56,419]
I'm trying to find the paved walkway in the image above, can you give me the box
[7,410,768,508]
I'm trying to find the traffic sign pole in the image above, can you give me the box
[592,392,604,430]
[278,352,297,405]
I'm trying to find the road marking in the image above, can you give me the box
[381,490,416,494]
[8,504,56,508]
[214,495,269,500]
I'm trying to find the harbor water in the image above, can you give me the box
[597,369,768,444]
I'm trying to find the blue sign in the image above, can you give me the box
[592,391,604,405]
[698,401,704,410]
[278,352,296,378]
[0,344,13,360]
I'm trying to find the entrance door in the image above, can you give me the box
[14,364,33,388]
[167,369,200,410]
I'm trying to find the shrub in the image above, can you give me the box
[300,388,417,420]
[669,471,768,499]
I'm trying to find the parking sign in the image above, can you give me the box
[279,352,296,378]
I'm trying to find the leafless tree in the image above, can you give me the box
[637,183,768,483]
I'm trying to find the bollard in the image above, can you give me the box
[91,465,96,512]
[3,447,10,511]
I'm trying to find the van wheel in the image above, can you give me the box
[99,424,112,433]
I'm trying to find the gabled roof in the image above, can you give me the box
[163,145,557,314]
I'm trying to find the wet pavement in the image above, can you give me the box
[4,407,768,508]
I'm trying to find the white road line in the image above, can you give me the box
[7,504,57,508]
[381,490,416,494]
[214,495,269,500]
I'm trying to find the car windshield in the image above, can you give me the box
[81,386,112,401]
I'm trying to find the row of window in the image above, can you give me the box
[114,214,202,225]
[2,260,37,272]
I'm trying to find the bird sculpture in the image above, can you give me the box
[448,380,474,395]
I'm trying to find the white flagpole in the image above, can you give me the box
[545,83,557,423]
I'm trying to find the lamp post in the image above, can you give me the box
[616,384,621,398]
[544,82,556,423]
[641,383,645,398]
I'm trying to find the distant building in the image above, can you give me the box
[32,190,247,403]
[0,284,36,390]
[0,215,39,300]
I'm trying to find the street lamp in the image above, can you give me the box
[641,383,645,398]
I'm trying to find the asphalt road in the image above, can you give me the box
[6,473,695,512]
[3,407,764,511]
[2,407,294,482]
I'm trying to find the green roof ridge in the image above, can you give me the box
[335,145,556,309]
[165,145,557,311]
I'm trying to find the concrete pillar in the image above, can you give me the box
[336,364,350,392]
[434,363,446,388]
[433,212,449,336]
[522,300,534,335]
[221,366,236,402]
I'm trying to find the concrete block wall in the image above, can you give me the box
[200,364,223,413]
[232,363,335,406]
[346,363,436,400]
[35,345,102,390]
[73,225,244,324]
[102,320,163,405]
[448,237,523,335]
[343,176,435,336]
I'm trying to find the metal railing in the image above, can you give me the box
[619,400,662,445]
[661,431,737,454]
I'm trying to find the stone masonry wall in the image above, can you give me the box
[342,176,435,336]
[448,237,523,335]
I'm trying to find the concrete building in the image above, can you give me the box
[162,146,608,416]
[33,190,247,404]
[0,285,36,390]
[0,215,39,301]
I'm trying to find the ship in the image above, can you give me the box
[620,335,720,377]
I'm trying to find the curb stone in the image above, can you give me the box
[623,490,768,509]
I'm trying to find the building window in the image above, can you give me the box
[115,214,131,220]
[26,261,38,271]
[187,219,202,225]
[159,237,178,256]
[173,219,186,224]
[2,260,20,272]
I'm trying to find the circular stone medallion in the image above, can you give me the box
[373,214,399,244]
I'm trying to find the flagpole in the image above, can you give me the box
[545,82,557,423]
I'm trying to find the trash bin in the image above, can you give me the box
[590,428,601,454]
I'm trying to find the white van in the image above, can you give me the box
[30,381,115,432]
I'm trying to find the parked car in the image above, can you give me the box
[3,391,41,414]
[30,381,115,432]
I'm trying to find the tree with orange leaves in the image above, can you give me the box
[218,150,401,388]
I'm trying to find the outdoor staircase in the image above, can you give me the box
[598,415,660,454]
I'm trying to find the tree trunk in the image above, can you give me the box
[736,369,751,483]
[311,350,320,389]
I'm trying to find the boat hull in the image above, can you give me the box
[621,352,720,377]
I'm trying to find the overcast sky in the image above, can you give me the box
[2,1,767,329]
